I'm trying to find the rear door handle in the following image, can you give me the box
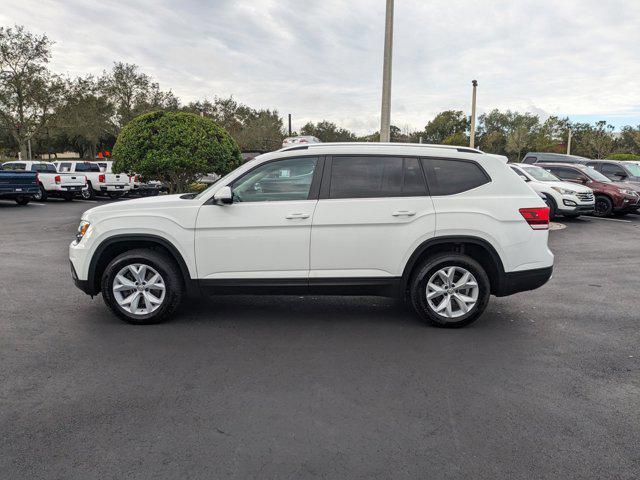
[392,210,416,217]
[285,213,310,219]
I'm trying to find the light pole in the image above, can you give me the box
[566,128,572,155]
[379,0,394,142]
[469,80,478,148]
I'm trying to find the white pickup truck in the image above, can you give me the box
[55,160,131,199]
[95,160,162,197]
[1,161,87,201]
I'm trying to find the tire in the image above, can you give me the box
[14,196,30,206]
[409,253,490,328]
[543,194,557,220]
[63,193,74,201]
[593,195,613,217]
[108,192,124,199]
[101,249,184,325]
[563,213,580,219]
[85,182,96,200]
[612,211,628,217]
[80,188,91,199]
[33,184,47,201]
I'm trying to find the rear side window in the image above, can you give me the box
[422,158,490,195]
[30,164,57,173]
[522,156,537,164]
[329,156,427,199]
[546,167,581,180]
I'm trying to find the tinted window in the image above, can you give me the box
[545,167,582,180]
[2,163,17,171]
[522,156,537,164]
[30,163,57,173]
[601,163,626,178]
[75,162,101,172]
[232,157,317,202]
[328,156,427,198]
[330,156,402,198]
[422,158,490,195]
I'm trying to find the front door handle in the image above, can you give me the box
[285,213,310,219]
[392,210,416,217]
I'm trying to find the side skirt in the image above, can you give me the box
[199,277,402,297]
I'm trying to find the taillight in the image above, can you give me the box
[519,207,549,230]
[98,174,105,183]
[135,175,140,182]
[54,175,61,184]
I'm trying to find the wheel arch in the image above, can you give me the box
[401,236,506,296]
[87,234,196,296]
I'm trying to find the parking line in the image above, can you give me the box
[588,216,632,223]
[75,200,98,203]
[30,202,46,206]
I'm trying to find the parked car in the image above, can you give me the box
[70,143,553,328]
[521,152,590,164]
[2,161,87,201]
[55,161,131,199]
[537,163,640,216]
[95,161,162,197]
[0,166,39,205]
[582,159,640,189]
[282,135,321,147]
[510,164,594,218]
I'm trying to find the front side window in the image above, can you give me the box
[329,156,426,199]
[601,163,626,178]
[422,158,490,195]
[232,157,317,202]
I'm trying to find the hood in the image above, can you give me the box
[83,194,199,221]
[606,181,640,193]
[544,181,592,193]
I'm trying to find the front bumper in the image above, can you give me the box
[70,260,93,295]
[495,266,553,297]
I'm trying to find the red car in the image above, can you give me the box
[537,163,640,217]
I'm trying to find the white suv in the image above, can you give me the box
[70,143,554,327]
[510,163,595,218]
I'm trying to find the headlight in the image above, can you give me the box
[75,220,91,243]
[618,188,638,196]
[550,186,576,195]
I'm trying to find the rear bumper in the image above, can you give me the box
[99,184,131,192]
[495,266,553,297]
[0,186,39,197]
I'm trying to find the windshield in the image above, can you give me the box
[31,163,57,173]
[521,165,560,182]
[582,166,611,182]
[624,163,640,177]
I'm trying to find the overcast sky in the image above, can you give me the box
[2,0,639,133]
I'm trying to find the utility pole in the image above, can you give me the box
[566,128,572,155]
[469,80,478,148]
[379,0,394,142]
[288,114,292,136]
[28,139,32,160]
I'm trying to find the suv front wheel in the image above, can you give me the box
[410,253,490,328]
[101,249,183,324]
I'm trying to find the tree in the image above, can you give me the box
[300,120,356,142]
[505,112,539,161]
[0,25,64,159]
[422,110,469,144]
[617,125,640,155]
[99,62,178,132]
[587,121,615,159]
[185,96,284,151]
[112,110,242,193]
[53,76,114,158]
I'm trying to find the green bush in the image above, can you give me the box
[112,110,242,193]
[606,153,640,161]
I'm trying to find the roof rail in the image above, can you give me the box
[278,142,483,154]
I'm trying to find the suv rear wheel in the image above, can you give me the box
[410,253,490,328]
[101,249,183,324]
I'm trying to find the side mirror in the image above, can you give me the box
[213,186,233,205]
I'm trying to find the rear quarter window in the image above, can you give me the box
[421,158,490,195]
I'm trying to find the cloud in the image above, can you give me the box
[2,0,639,133]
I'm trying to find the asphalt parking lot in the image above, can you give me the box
[1,198,639,479]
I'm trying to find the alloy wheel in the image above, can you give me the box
[112,263,166,316]
[426,266,479,319]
